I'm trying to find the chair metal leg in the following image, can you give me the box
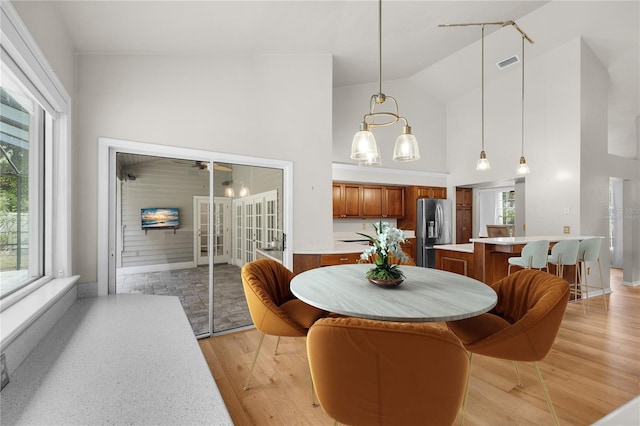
[577,262,587,314]
[533,362,560,426]
[274,336,281,355]
[310,370,318,407]
[512,361,523,387]
[597,258,608,311]
[244,332,266,390]
[459,352,473,426]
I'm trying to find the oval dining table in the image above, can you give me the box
[290,263,497,322]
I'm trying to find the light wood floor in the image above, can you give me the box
[199,269,639,425]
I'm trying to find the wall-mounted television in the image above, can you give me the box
[141,207,179,229]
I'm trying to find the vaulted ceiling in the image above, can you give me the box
[48,1,638,156]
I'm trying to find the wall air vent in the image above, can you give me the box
[497,55,520,69]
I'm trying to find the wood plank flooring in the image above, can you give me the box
[199,269,639,425]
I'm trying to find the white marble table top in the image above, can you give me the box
[291,264,497,322]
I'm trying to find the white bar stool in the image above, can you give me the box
[508,240,550,275]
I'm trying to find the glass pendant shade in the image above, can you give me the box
[516,156,530,175]
[359,154,382,166]
[393,127,420,161]
[476,150,490,171]
[224,187,235,198]
[351,127,380,161]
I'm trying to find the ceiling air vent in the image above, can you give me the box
[497,55,520,70]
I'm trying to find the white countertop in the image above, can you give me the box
[470,235,603,245]
[434,243,474,253]
[0,294,232,425]
[256,247,284,262]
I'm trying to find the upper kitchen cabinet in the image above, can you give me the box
[333,182,405,219]
[333,183,362,218]
[361,185,405,218]
[416,186,447,199]
[397,185,447,230]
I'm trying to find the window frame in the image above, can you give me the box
[0,1,72,312]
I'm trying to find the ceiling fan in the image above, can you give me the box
[192,161,233,172]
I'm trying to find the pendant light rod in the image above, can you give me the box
[378,0,382,96]
[481,24,485,152]
[438,20,534,44]
[521,34,525,156]
[517,31,530,175]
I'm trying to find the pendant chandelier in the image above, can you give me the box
[350,0,419,166]
[440,20,533,172]
[477,24,490,171]
[516,33,530,175]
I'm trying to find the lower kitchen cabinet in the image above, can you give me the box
[293,252,361,274]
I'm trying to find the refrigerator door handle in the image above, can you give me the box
[436,203,442,240]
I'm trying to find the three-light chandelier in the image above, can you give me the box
[350,0,420,166]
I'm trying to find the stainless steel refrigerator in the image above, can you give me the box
[416,199,452,268]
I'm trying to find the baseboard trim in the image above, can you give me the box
[117,261,195,275]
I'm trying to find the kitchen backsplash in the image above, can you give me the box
[333,218,399,233]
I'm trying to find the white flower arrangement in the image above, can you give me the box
[357,221,410,281]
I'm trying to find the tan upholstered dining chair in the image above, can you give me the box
[446,269,570,426]
[307,317,469,426]
[241,259,327,394]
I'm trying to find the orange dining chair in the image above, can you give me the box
[446,269,570,426]
[241,259,327,397]
[307,317,469,426]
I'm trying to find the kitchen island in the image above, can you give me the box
[436,236,602,285]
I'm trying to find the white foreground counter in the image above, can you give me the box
[0,294,231,425]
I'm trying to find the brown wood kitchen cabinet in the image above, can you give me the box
[361,185,405,218]
[333,183,362,218]
[455,187,473,244]
[397,185,447,231]
[293,252,362,274]
[333,182,405,219]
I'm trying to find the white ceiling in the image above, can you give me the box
[53,0,548,88]
[50,0,638,156]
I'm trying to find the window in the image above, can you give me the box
[0,1,72,312]
[499,190,515,227]
[0,60,46,299]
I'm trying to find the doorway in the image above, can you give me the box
[99,137,292,338]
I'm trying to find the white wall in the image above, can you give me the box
[120,158,209,269]
[447,37,583,237]
[75,54,333,284]
[11,1,75,101]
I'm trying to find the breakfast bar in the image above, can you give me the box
[436,235,602,284]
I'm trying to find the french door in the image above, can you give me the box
[194,196,230,266]
[232,190,278,266]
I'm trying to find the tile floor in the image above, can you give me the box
[116,264,252,336]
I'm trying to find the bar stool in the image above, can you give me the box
[508,240,550,275]
[548,239,579,279]
[575,238,607,312]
